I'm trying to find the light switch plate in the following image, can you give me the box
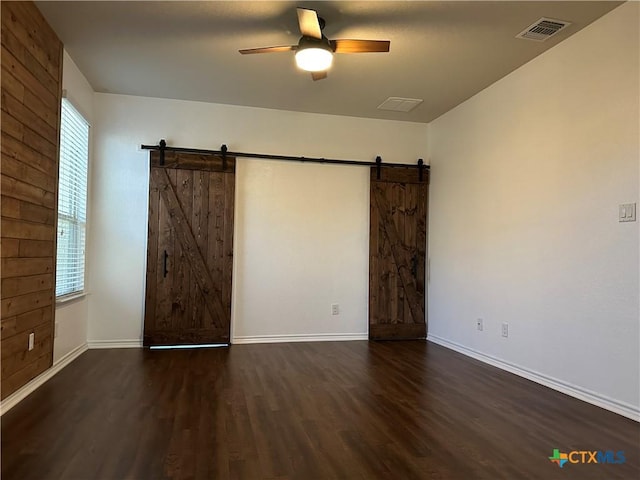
[619,203,636,222]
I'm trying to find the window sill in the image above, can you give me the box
[56,292,88,306]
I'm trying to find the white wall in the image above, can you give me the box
[53,51,93,363]
[88,95,428,344]
[233,159,369,341]
[428,2,639,418]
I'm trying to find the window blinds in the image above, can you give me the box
[56,99,89,297]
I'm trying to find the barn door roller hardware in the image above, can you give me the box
[221,144,228,171]
[142,140,429,180]
[158,139,166,166]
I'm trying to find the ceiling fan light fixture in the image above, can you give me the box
[295,47,333,72]
[239,7,390,80]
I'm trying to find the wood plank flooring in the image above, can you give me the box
[1,341,638,479]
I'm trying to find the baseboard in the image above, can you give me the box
[88,335,369,346]
[87,339,143,349]
[1,343,88,416]
[427,334,639,422]
[233,333,368,344]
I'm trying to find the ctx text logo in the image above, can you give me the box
[549,449,626,468]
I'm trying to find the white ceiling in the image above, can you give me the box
[36,1,622,124]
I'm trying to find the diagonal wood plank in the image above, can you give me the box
[152,168,226,327]
[373,184,425,324]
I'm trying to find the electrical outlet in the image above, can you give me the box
[502,323,509,338]
[28,332,35,351]
[477,318,483,331]
[331,303,339,315]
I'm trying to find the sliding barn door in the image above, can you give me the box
[143,151,235,346]
[369,167,429,340]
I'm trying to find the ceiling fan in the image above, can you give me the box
[239,7,390,81]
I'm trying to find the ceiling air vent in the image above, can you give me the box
[377,97,423,113]
[516,17,571,42]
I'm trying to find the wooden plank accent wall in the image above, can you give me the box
[1,1,63,400]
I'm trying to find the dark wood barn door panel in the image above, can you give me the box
[143,152,235,346]
[369,167,429,340]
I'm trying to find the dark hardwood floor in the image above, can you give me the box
[1,341,638,479]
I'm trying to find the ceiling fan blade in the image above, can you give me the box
[297,7,322,39]
[239,45,296,55]
[311,71,328,81]
[331,39,390,54]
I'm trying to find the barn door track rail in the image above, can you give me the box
[141,139,429,181]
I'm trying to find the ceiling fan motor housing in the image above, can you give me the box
[298,35,334,53]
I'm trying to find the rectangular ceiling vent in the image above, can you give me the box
[377,97,423,113]
[516,17,571,42]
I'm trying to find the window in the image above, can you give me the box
[56,99,89,298]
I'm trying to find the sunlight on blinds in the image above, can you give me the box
[56,99,89,297]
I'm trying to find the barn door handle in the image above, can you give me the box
[411,254,418,277]
[163,250,169,278]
